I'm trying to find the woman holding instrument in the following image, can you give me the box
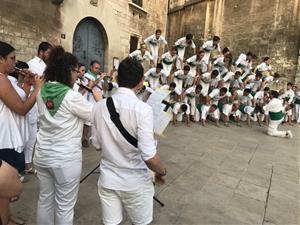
[0,41,44,225]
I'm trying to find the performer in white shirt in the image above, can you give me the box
[34,46,101,225]
[144,29,168,66]
[263,90,293,138]
[0,41,44,225]
[174,33,196,69]
[129,43,155,68]
[173,102,190,127]
[144,63,167,90]
[256,57,272,79]
[283,82,295,125]
[171,65,194,92]
[201,36,221,65]
[82,60,102,147]
[26,42,52,174]
[91,57,166,225]
[161,46,180,79]
[235,52,257,81]
[186,50,206,77]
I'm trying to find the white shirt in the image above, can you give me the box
[283,89,295,104]
[161,52,177,64]
[175,37,196,49]
[186,55,206,66]
[129,50,153,63]
[256,62,272,72]
[0,76,29,153]
[144,34,167,46]
[263,98,284,114]
[91,88,157,191]
[202,40,221,53]
[144,68,167,79]
[27,56,46,76]
[34,88,93,168]
[173,102,190,115]
[235,53,252,69]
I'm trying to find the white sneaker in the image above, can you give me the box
[286,130,293,139]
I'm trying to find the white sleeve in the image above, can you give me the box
[202,40,209,49]
[129,50,139,58]
[174,87,182,95]
[187,55,196,63]
[147,51,154,60]
[201,105,209,120]
[144,68,152,78]
[160,36,168,45]
[235,54,246,66]
[209,89,219,98]
[90,103,102,149]
[65,91,93,122]
[173,103,180,114]
[191,40,196,49]
[175,38,183,46]
[144,35,152,45]
[137,105,157,161]
[186,104,190,115]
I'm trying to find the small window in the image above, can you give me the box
[132,0,143,7]
[130,36,139,53]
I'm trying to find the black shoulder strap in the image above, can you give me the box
[106,97,138,148]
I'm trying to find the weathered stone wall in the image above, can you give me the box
[0,0,168,71]
[167,0,300,85]
[0,0,62,62]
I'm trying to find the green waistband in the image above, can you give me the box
[294,98,300,104]
[269,111,284,120]
[162,58,174,65]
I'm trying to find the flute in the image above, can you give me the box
[14,67,36,78]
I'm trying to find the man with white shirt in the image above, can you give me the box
[202,36,221,65]
[27,42,52,76]
[26,42,52,174]
[144,29,168,66]
[235,52,257,81]
[175,33,196,69]
[91,57,166,225]
[263,90,293,138]
[144,63,167,90]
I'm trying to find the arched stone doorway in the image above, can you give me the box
[73,17,107,71]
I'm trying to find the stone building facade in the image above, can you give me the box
[167,0,300,86]
[0,0,168,71]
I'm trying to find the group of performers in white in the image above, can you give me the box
[0,28,299,224]
[128,29,298,138]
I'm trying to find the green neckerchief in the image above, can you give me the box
[87,70,98,80]
[41,82,70,116]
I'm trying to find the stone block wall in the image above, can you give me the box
[167,0,300,86]
[0,0,62,62]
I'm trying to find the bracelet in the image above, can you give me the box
[159,168,167,176]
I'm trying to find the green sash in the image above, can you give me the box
[162,58,174,65]
[217,102,224,111]
[86,70,98,80]
[294,98,300,104]
[175,74,186,80]
[41,82,71,116]
[197,103,204,112]
[187,92,196,98]
[269,111,284,120]
[176,44,185,49]
[239,104,246,113]
[285,97,290,102]
[187,61,196,67]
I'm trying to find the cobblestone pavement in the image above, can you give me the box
[12,122,299,225]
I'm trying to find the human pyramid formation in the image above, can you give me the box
[126,29,298,138]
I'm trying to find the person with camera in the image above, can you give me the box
[33,46,101,225]
[91,57,166,225]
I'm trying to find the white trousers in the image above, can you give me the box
[295,104,300,123]
[267,118,287,138]
[36,162,81,225]
[176,48,185,69]
[149,44,159,66]
[24,122,37,164]
[98,180,154,225]
[148,77,160,90]
[162,63,173,77]
[184,96,196,116]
